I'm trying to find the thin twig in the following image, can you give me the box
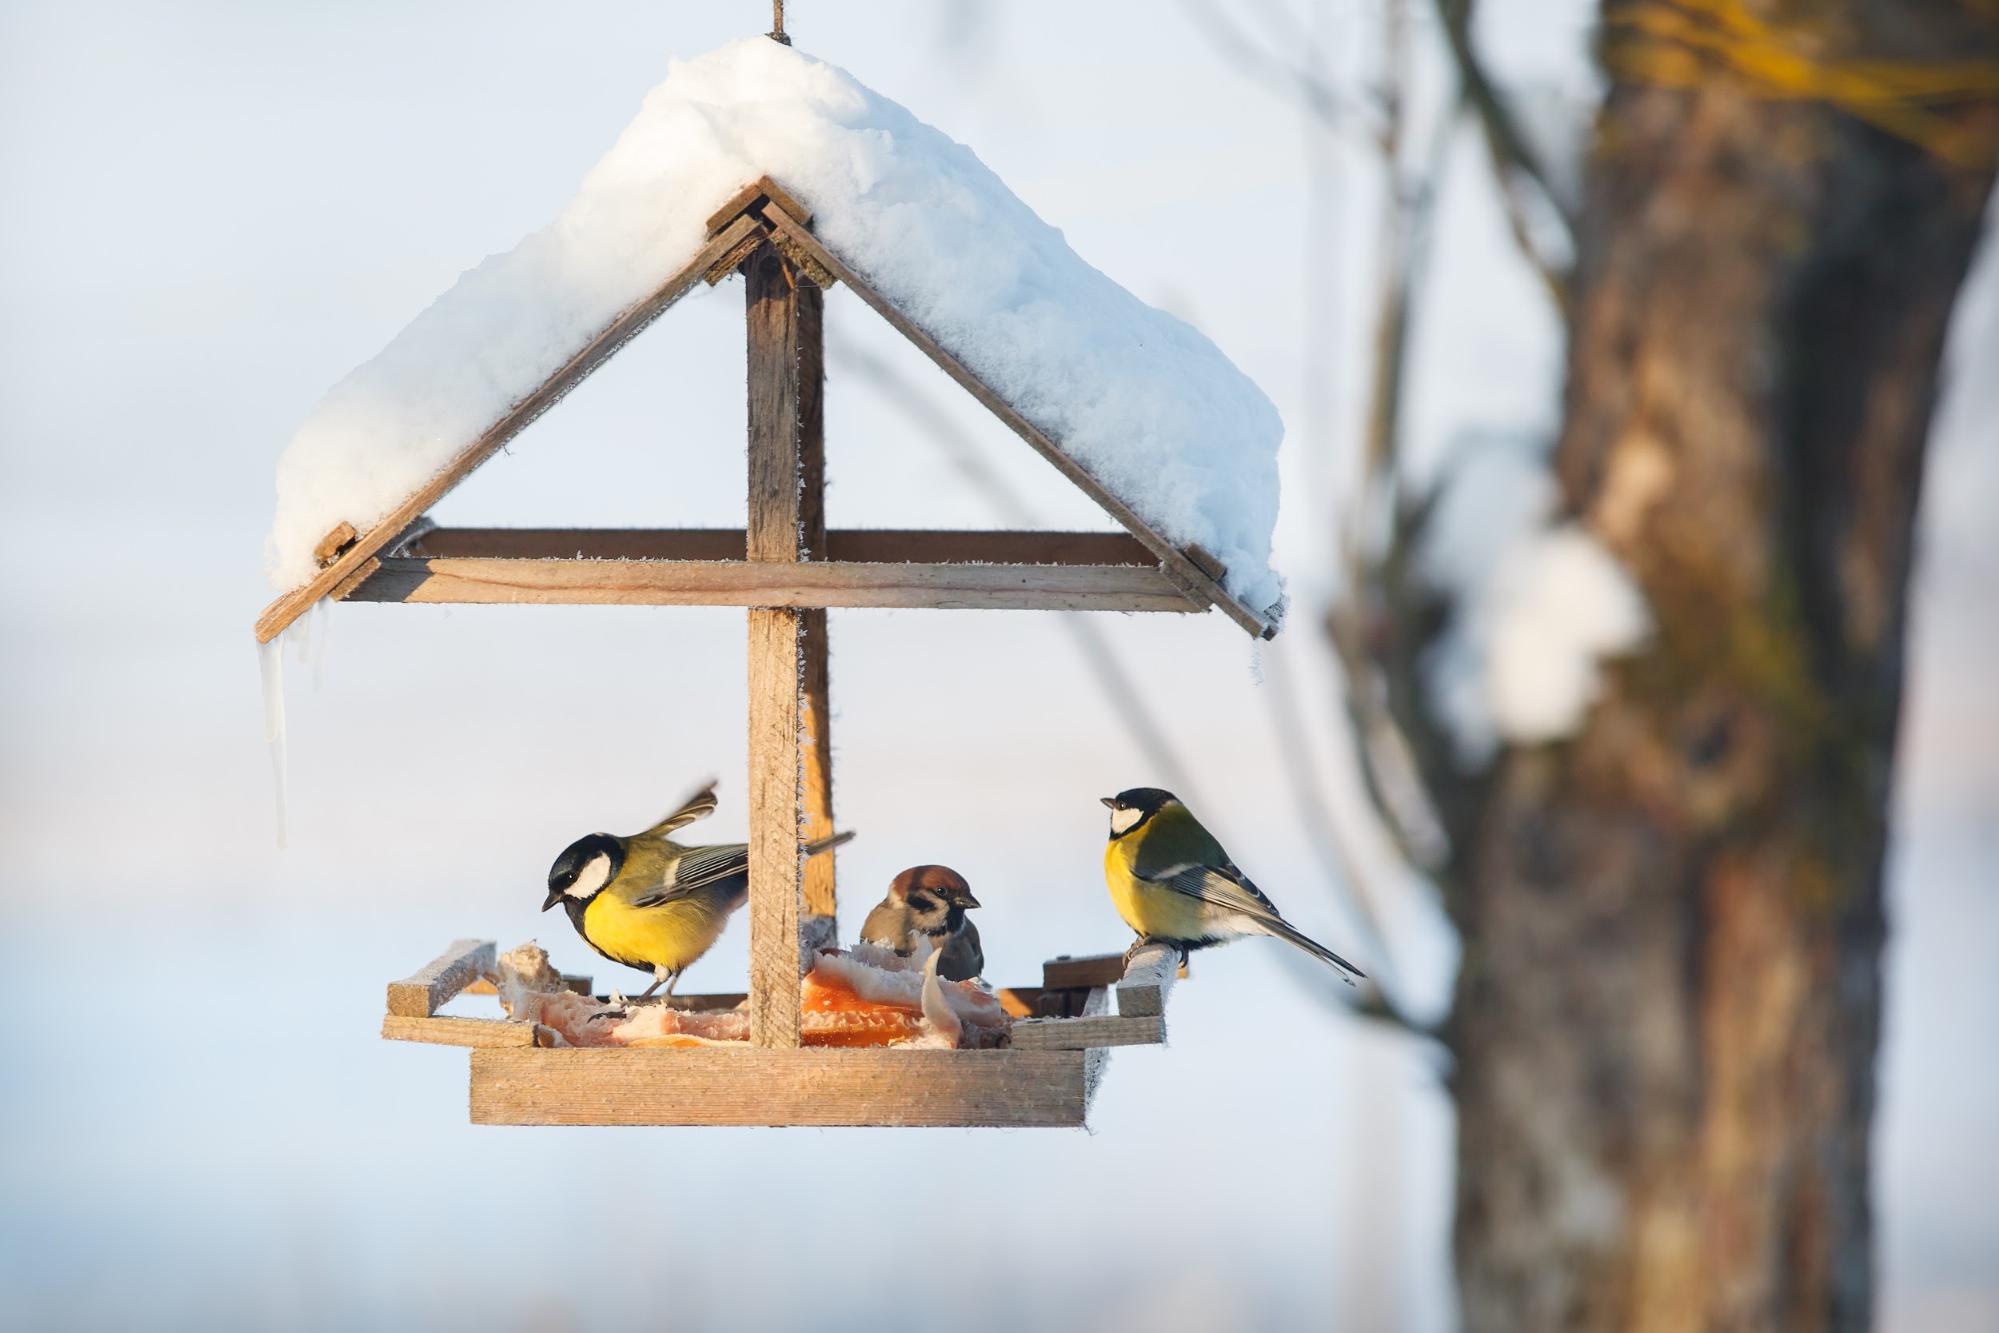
[1352,985,1448,1045]
[1176,0,1381,139]
[1259,640,1405,980]
[1433,0,1575,307]
[1328,1,1458,875]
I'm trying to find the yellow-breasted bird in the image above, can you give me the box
[542,782,852,998]
[858,865,985,981]
[1101,787,1363,983]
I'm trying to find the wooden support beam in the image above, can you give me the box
[1008,1010,1166,1050]
[253,212,767,644]
[469,1047,1091,1127]
[1116,942,1181,1018]
[703,227,767,286]
[1043,953,1130,990]
[1043,950,1190,990]
[794,256,839,928]
[385,939,495,1018]
[747,619,803,1046]
[745,241,809,1049]
[755,199,1278,640]
[341,557,1201,612]
[402,527,1159,567]
[997,986,1095,1019]
[381,1015,550,1048]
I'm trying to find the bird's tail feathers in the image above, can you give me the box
[1259,916,1365,984]
[640,779,721,839]
[804,829,856,856]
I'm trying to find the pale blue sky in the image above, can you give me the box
[1,3,1991,1329]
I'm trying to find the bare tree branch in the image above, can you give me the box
[1433,0,1576,309]
[1259,639,1449,1044]
[1326,1,1463,877]
[1177,0,1382,140]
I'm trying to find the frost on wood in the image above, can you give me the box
[264,38,1284,613]
[1421,441,1649,766]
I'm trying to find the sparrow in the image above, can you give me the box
[858,864,984,981]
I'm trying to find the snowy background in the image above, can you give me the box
[1,2,1992,1330]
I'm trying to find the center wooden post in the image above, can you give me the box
[744,241,833,1048]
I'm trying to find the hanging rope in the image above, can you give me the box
[769,0,791,45]
[1604,0,1999,170]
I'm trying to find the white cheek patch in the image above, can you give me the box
[1109,807,1144,835]
[567,853,613,898]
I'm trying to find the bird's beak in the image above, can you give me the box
[1100,796,1117,809]
[959,891,981,910]
[541,886,564,912]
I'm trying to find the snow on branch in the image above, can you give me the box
[1420,441,1650,767]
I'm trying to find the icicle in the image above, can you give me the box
[289,600,315,665]
[259,633,289,850]
[1248,637,1266,686]
[308,598,331,693]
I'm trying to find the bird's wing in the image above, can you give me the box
[637,781,720,840]
[949,918,985,979]
[1142,861,1366,981]
[858,899,907,950]
[1144,860,1282,921]
[628,843,748,908]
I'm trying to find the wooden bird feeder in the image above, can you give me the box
[257,175,1268,1127]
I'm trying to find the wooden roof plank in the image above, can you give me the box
[757,199,1277,639]
[252,210,767,644]
[751,175,813,230]
[705,179,772,236]
[703,174,814,238]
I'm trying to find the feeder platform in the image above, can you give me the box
[383,938,1182,1128]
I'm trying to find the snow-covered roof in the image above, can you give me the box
[264,38,1284,626]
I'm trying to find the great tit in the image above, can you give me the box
[1101,787,1363,982]
[858,865,985,981]
[543,782,853,998]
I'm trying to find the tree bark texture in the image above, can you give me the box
[1447,3,1997,1329]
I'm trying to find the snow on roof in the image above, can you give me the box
[266,38,1284,614]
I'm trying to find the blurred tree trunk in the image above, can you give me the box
[1446,4,1998,1329]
